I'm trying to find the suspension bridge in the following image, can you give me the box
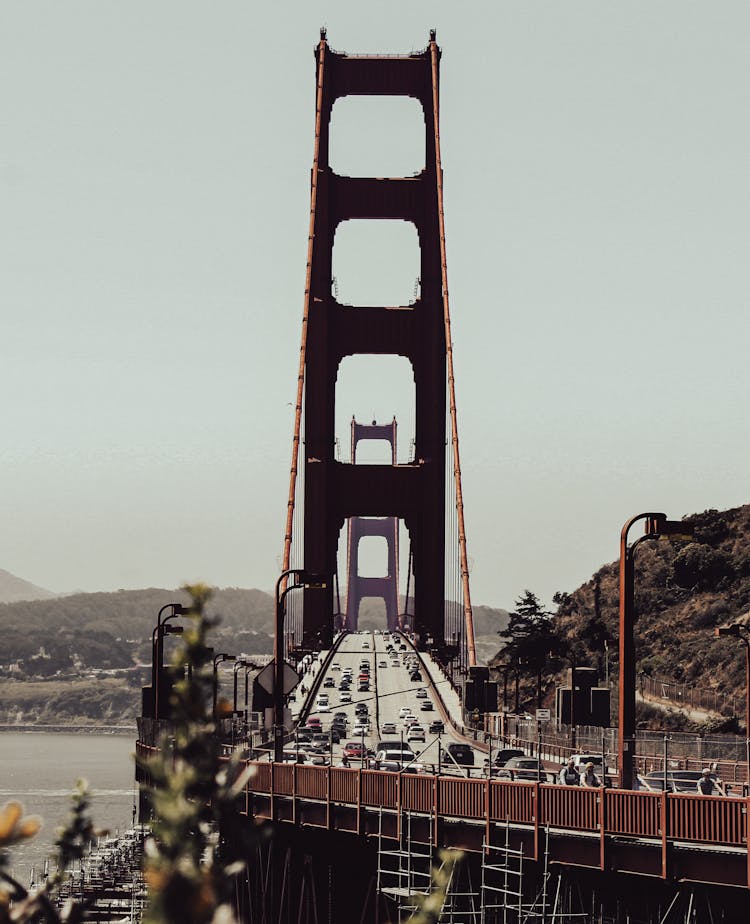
[136,31,750,923]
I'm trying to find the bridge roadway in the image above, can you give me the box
[292,629,485,772]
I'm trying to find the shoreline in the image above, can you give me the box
[0,724,136,736]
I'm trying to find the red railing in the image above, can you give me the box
[489,780,536,824]
[669,792,746,846]
[243,760,749,852]
[605,789,661,838]
[540,784,599,832]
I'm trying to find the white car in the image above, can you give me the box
[398,706,412,719]
[340,692,352,703]
[352,722,370,735]
[407,725,425,742]
[332,663,341,671]
[403,714,418,727]
[317,704,330,713]
[415,689,428,699]
[381,722,397,735]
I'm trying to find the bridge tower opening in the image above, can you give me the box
[344,417,401,633]
[282,30,476,667]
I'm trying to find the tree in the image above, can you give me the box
[498,591,558,708]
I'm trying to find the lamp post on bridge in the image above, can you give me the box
[618,513,694,790]
[151,603,187,721]
[715,620,750,782]
[213,653,236,721]
[274,569,327,763]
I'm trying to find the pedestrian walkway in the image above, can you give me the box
[418,649,465,730]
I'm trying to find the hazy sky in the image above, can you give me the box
[2,3,748,610]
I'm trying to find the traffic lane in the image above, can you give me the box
[305,631,379,763]
[374,632,486,774]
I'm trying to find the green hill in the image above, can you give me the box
[495,504,750,731]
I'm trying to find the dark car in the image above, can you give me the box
[323,678,335,688]
[409,672,423,682]
[419,701,434,712]
[355,703,368,716]
[446,743,474,766]
[428,720,445,734]
[492,748,526,768]
[502,757,551,782]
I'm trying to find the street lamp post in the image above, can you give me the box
[619,513,694,789]
[212,653,236,721]
[715,621,750,781]
[233,659,249,716]
[274,569,327,763]
[151,603,187,721]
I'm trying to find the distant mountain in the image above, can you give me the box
[0,569,55,604]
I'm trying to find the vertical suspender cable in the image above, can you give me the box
[430,38,477,668]
[280,38,327,595]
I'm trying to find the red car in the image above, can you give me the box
[343,742,365,758]
[306,717,321,728]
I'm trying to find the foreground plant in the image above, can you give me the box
[140,583,254,924]
[0,779,98,923]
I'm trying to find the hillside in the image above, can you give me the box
[525,504,750,731]
[0,568,55,603]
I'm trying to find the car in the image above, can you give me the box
[352,722,370,735]
[381,723,397,735]
[446,743,474,766]
[398,707,412,719]
[317,704,331,713]
[491,748,526,768]
[363,641,370,649]
[415,689,428,699]
[355,703,368,715]
[306,717,321,728]
[358,673,370,681]
[419,702,434,712]
[339,683,351,691]
[323,678,335,688]
[358,684,370,692]
[428,720,445,734]
[343,742,365,758]
[334,711,347,720]
[340,692,352,703]
[403,714,418,727]
[331,663,341,671]
[296,729,313,742]
[311,754,330,766]
[409,672,423,682]
[281,751,307,764]
[407,725,425,742]
[316,694,329,705]
[502,757,552,781]
[372,748,417,770]
[642,770,709,794]
[379,661,388,667]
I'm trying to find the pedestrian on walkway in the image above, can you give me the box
[580,762,600,787]
[697,768,717,795]
[559,757,579,785]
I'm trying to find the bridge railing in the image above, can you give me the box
[242,760,749,851]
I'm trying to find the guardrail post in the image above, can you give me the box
[660,791,668,880]
[433,775,439,848]
[270,761,275,822]
[396,772,402,843]
[485,777,491,852]
[292,762,297,825]
[326,766,331,829]
[357,767,363,835]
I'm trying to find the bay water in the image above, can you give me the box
[0,732,137,885]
